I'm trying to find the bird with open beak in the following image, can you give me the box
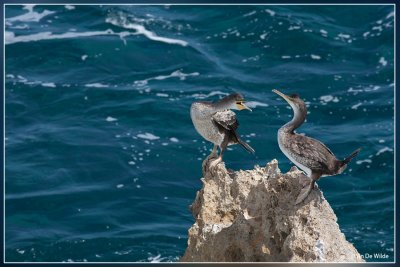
[190,93,255,172]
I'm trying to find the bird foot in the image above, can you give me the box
[298,173,312,187]
[209,157,222,170]
[295,180,313,205]
[202,154,219,175]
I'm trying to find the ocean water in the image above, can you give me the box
[5,4,394,262]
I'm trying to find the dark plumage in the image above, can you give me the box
[273,89,361,204]
[212,110,255,154]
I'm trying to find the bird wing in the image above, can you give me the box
[212,110,255,153]
[288,134,336,172]
[211,110,239,132]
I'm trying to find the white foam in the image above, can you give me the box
[81,55,88,61]
[386,12,394,19]
[351,103,362,110]
[246,101,268,108]
[148,254,164,263]
[376,147,393,156]
[6,6,54,23]
[106,16,187,47]
[379,57,387,67]
[320,29,328,35]
[137,133,160,140]
[9,24,29,30]
[372,26,383,32]
[169,137,179,142]
[243,11,256,17]
[281,55,291,59]
[265,9,275,16]
[310,54,321,60]
[17,75,27,81]
[156,93,169,97]
[242,55,260,63]
[5,31,15,43]
[288,26,301,31]
[364,85,380,92]
[85,83,108,88]
[356,159,372,165]
[347,87,364,93]
[5,29,123,45]
[363,31,370,38]
[22,5,35,11]
[41,82,56,88]
[337,33,351,39]
[134,70,199,86]
[191,91,228,100]
[15,76,57,87]
[116,184,124,188]
[65,5,75,10]
[320,95,339,103]
[106,116,117,122]
[260,33,268,40]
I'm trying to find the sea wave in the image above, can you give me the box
[5,29,134,45]
[6,5,54,23]
[134,70,199,86]
[106,14,188,46]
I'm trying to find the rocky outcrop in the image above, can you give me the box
[181,159,364,262]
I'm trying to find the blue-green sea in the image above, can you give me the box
[5,4,394,262]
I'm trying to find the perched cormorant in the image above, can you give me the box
[190,93,255,169]
[272,89,361,204]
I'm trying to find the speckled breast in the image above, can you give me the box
[190,103,224,145]
[277,129,311,177]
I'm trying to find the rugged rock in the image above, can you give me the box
[181,159,364,262]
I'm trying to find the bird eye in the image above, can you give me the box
[236,101,242,105]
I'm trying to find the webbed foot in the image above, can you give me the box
[295,180,315,205]
[209,156,222,170]
[202,153,218,175]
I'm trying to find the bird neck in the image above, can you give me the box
[282,102,306,133]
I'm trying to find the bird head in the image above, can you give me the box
[224,93,252,111]
[272,89,306,115]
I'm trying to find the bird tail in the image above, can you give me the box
[237,138,255,154]
[337,148,361,174]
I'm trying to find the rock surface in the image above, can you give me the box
[181,159,364,262]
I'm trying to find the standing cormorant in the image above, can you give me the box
[273,89,360,204]
[190,93,255,169]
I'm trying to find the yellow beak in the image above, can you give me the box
[238,102,252,112]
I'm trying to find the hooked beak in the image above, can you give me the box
[237,101,252,112]
[272,89,292,104]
